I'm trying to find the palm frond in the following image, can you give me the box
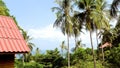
[110,0,120,17]
[51,7,62,12]
[53,14,64,27]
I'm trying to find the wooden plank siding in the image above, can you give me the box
[0,54,14,68]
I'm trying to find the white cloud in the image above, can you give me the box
[28,24,98,49]
[28,24,66,41]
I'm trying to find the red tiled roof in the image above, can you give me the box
[0,16,30,53]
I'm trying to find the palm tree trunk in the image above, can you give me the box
[67,35,70,68]
[96,30,99,46]
[75,37,77,51]
[96,30,101,60]
[90,30,96,68]
[102,47,104,64]
[61,47,63,57]
[99,35,105,65]
[101,39,104,64]
[23,54,25,68]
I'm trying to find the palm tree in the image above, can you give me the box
[110,0,120,44]
[21,29,35,51]
[94,0,111,64]
[74,40,84,51]
[60,41,67,57]
[98,29,110,63]
[74,0,97,67]
[72,13,83,50]
[97,0,120,64]
[34,48,40,62]
[21,29,35,66]
[74,0,110,67]
[52,0,73,68]
[110,0,120,48]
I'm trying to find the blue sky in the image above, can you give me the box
[3,0,69,50]
[3,0,114,51]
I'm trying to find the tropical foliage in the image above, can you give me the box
[1,0,120,68]
[0,0,10,16]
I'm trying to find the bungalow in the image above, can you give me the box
[0,16,30,68]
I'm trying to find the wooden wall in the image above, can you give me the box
[0,54,14,68]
